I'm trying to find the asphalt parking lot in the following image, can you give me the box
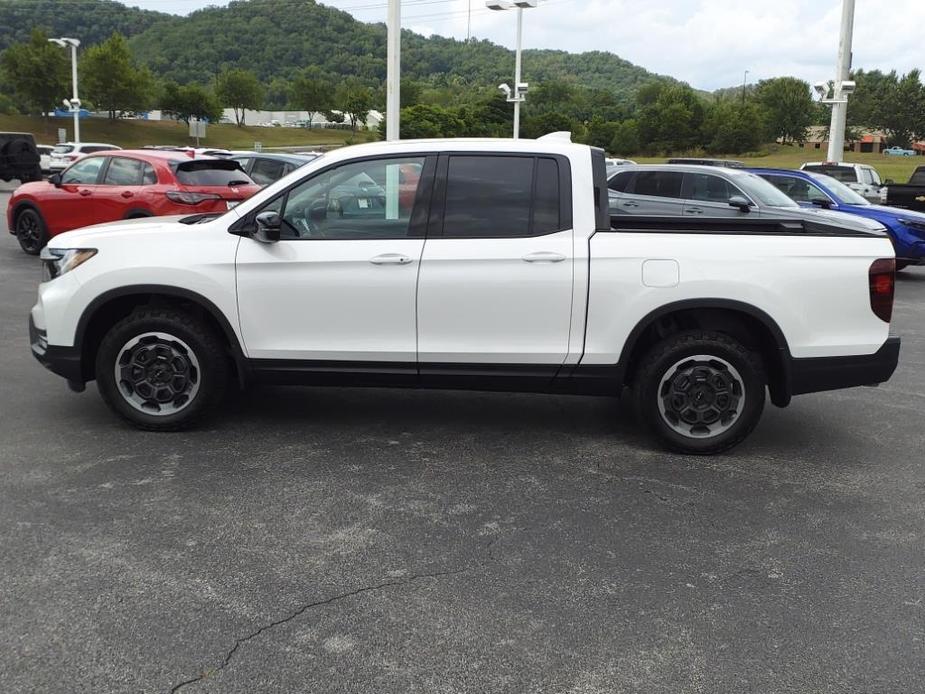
[1,191,923,693]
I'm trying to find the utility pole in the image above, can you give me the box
[386,0,400,142]
[827,0,856,161]
[488,1,538,139]
[742,70,749,106]
[513,6,524,139]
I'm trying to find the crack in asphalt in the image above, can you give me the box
[168,567,469,693]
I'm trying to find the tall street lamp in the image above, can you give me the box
[822,0,856,161]
[48,37,81,144]
[487,0,538,139]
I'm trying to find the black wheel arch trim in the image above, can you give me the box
[73,285,248,386]
[607,298,794,405]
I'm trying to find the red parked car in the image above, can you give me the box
[7,149,261,254]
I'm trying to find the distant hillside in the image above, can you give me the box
[0,0,677,106]
[0,0,170,48]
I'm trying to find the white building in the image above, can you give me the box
[219,109,383,130]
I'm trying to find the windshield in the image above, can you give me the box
[803,165,857,183]
[173,160,254,186]
[736,173,799,207]
[809,173,871,206]
[52,145,74,154]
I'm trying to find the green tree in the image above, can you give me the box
[609,119,640,156]
[80,32,154,119]
[291,68,334,128]
[880,70,925,146]
[214,68,264,127]
[522,111,575,140]
[702,100,767,154]
[399,104,465,138]
[400,79,423,108]
[264,76,292,110]
[754,77,814,144]
[160,81,222,125]
[0,28,68,117]
[637,84,706,153]
[335,77,374,132]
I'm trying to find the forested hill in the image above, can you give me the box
[0,0,172,47]
[0,0,676,102]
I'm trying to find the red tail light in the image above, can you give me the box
[869,258,895,323]
[166,190,222,205]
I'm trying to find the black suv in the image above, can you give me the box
[0,132,42,183]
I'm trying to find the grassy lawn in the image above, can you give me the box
[0,114,376,150]
[634,145,923,183]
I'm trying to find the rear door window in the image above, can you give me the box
[173,160,254,186]
[103,157,145,185]
[441,155,567,238]
[632,171,684,198]
[608,171,633,193]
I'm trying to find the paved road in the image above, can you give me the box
[2,195,923,693]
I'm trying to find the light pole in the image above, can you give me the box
[742,70,749,105]
[826,0,856,161]
[487,0,538,139]
[386,0,400,142]
[48,37,81,144]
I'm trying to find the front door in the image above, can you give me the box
[235,154,432,363]
[416,154,574,371]
[42,156,107,234]
[682,171,755,217]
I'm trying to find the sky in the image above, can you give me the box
[125,0,924,91]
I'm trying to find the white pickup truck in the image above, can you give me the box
[30,135,900,454]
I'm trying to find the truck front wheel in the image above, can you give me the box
[633,331,766,455]
[95,308,228,431]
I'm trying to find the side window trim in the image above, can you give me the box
[429,152,573,239]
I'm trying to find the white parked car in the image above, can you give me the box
[29,135,900,454]
[48,142,121,172]
[800,162,884,202]
[36,145,55,174]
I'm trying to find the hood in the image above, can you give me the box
[47,212,235,248]
[865,204,925,223]
[765,205,886,234]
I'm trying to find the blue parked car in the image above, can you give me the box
[751,168,925,270]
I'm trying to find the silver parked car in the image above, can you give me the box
[607,165,889,234]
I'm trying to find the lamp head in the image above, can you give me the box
[498,83,512,98]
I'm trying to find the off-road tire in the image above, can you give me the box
[632,330,766,455]
[96,308,229,431]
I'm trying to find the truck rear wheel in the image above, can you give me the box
[95,308,228,431]
[632,331,766,455]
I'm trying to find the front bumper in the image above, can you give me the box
[29,315,83,383]
[789,337,901,396]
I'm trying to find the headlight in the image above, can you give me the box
[40,247,97,281]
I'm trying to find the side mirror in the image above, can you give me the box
[49,173,62,187]
[254,210,281,243]
[728,195,751,213]
[885,179,895,185]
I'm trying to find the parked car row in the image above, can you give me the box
[607,162,925,269]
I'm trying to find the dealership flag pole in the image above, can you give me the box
[827,0,856,162]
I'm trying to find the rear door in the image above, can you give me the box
[94,156,156,220]
[249,157,287,185]
[682,171,755,217]
[621,170,684,215]
[416,153,574,369]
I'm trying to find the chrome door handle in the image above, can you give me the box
[623,201,639,208]
[369,253,413,265]
[686,207,704,214]
[522,251,566,263]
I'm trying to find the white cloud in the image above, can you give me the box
[128,0,925,90]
